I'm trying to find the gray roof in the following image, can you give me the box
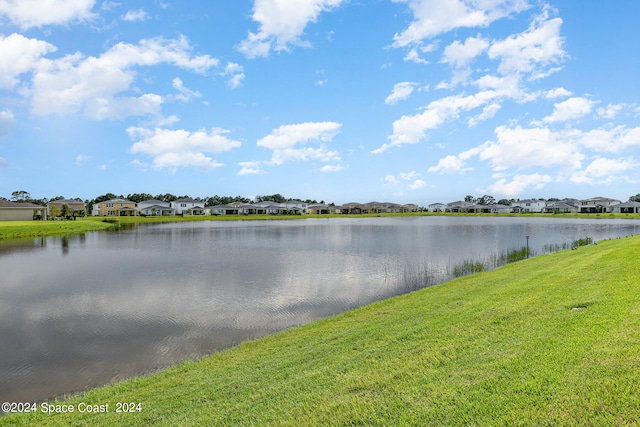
[0,200,44,208]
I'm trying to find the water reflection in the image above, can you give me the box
[1,216,639,403]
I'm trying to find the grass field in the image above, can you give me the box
[2,234,639,426]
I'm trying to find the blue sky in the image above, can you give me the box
[1,1,639,205]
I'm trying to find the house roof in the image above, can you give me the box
[0,200,45,209]
[48,199,85,205]
[173,197,202,203]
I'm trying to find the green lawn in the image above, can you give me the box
[2,235,639,426]
[0,218,116,240]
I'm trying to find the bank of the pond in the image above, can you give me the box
[2,211,640,241]
[3,235,639,426]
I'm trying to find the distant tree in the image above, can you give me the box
[60,203,72,218]
[262,194,287,203]
[629,193,640,202]
[161,193,178,202]
[127,193,153,203]
[477,195,495,205]
[497,199,512,205]
[49,205,61,218]
[464,195,476,203]
[11,190,31,202]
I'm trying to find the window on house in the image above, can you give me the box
[106,203,113,207]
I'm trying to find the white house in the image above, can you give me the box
[170,198,205,215]
[512,199,546,213]
[578,197,622,213]
[428,203,447,212]
[137,200,175,216]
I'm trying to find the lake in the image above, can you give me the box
[2,216,639,403]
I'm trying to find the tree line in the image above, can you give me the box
[2,190,326,213]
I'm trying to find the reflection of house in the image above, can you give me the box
[579,197,621,213]
[47,199,85,217]
[170,198,205,215]
[611,201,640,213]
[93,199,137,216]
[137,200,175,216]
[0,200,47,220]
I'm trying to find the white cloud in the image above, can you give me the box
[0,0,95,28]
[169,77,201,103]
[238,0,345,58]
[0,33,56,89]
[75,154,91,165]
[487,173,552,198]
[385,82,416,105]
[378,91,498,153]
[487,10,566,79]
[220,62,245,89]
[319,164,344,172]
[597,103,624,120]
[123,9,148,22]
[468,102,501,127]
[392,0,529,47]
[442,36,489,68]
[0,110,16,136]
[409,179,427,190]
[383,174,400,185]
[478,125,583,171]
[570,157,637,184]
[237,160,266,176]
[257,121,341,165]
[579,126,640,153]
[128,126,242,171]
[544,87,571,99]
[541,97,593,124]
[30,36,218,119]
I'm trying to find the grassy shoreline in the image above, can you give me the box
[2,211,640,241]
[2,235,639,425]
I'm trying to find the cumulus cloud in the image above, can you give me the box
[30,35,218,119]
[487,173,553,198]
[385,82,417,105]
[0,33,56,89]
[220,62,245,89]
[122,9,148,22]
[238,0,345,58]
[0,0,96,28]
[237,160,266,176]
[570,157,637,184]
[383,171,425,190]
[319,164,344,172]
[257,121,341,165]
[169,77,201,103]
[392,0,529,47]
[0,110,16,136]
[541,97,594,124]
[128,126,242,171]
[442,36,489,68]
[487,9,566,79]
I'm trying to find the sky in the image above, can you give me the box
[1,0,640,205]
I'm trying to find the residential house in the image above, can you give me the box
[446,201,474,213]
[544,199,579,213]
[47,198,85,217]
[466,204,492,213]
[92,198,137,216]
[210,202,250,215]
[491,204,513,214]
[611,201,640,213]
[0,200,47,220]
[578,196,622,213]
[511,199,546,213]
[170,198,205,215]
[428,202,447,212]
[137,200,175,216]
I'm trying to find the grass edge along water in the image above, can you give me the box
[2,235,639,426]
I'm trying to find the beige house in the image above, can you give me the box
[92,198,137,216]
[0,200,47,220]
[48,199,86,217]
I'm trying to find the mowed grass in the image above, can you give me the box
[3,236,640,426]
[0,218,116,239]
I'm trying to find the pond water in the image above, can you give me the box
[1,216,639,403]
